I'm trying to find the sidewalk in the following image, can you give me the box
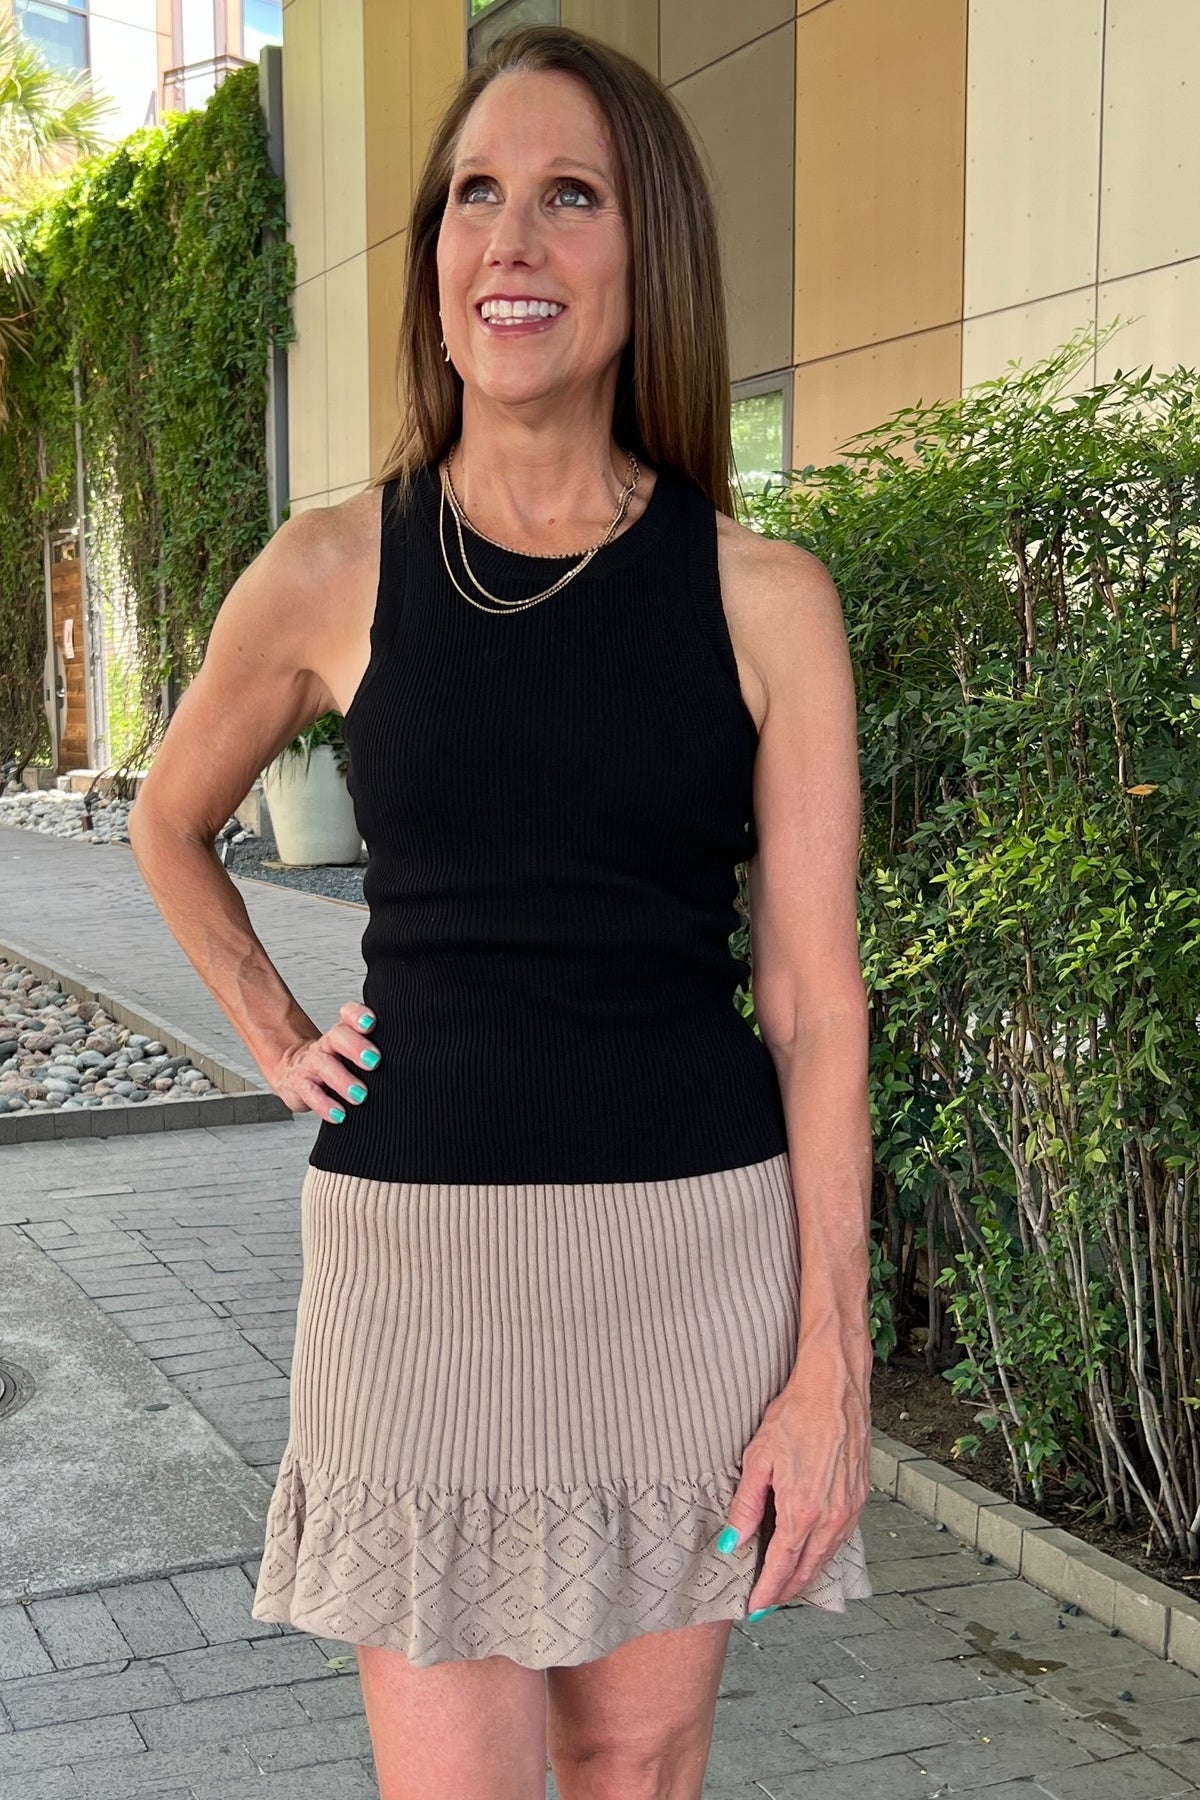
[3,827,1200,1799]
[0,828,367,1085]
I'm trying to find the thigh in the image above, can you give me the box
[356,1643,548,1800]
[546,1619,733,1789]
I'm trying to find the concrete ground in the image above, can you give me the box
[2,825,1200,1799]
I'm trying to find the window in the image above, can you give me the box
[731,375,791,515]
[243,0,282,61]
[467,0,558,69]
[15,0,88,76]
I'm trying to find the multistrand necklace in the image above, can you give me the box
[437,440,641,614]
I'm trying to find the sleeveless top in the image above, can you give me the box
[306,455,790,1185]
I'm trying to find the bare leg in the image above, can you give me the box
[356,1642,549,1800]
[546,1619,733,1800]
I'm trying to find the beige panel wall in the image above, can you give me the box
[792,326,961,471]
[561,0,659,73]
[962,288,1096,394]
[660,0,791,86]
[1096,259,1200,385]
[363,0,461,481]
[964,0,1102,320]
[960,0,1200,393]
[672,22,795,382]
[794,0,966,366]
[1100,0,1200,282]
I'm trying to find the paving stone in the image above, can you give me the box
[100,1581,207,1658]
[0,1604,54,1678]
[240,1712,374,1771]
[703,1729,821,1784]
[1086,1696,1200,1750]
[64,1739,259,1799]
[1035,1653,1200,1711]
[817,1657,1022,1711]
[1149,1740,1200,1786]
[0,1656,179,1728]
[156,1346,268,1375]
[833,1624,974,1671]
[133,1686,310,1751]
[786,1697,963,1764]
[1031,1751,1198,1798]
[759,1748,941,1799]
[712,1679,849,1741]
[26,1594,133,1669]
[170,1568,275,1645]
[910,1727,1097,1790]
[155,1635,336,1702]
[937,1690,1131,1760]
[866,1550,1018,1595]
[294,1675,368,1722]
[0,1712,144,1777]
[189,1758,379,1799]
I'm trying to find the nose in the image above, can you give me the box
[483,194,544,271]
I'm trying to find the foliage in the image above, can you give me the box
[0,16,114,378]
[0,64,294,776]
[277,710,350,779]
[748,330,1200,1559]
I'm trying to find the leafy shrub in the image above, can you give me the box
[749,332,1200,1560]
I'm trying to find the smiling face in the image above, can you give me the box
[436,68,632,416]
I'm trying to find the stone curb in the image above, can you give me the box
[870,1426,1200,1678]
[0,934,295,1142]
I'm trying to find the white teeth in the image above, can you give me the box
[480,299,563,321]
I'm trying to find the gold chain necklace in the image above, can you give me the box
[437,442,641,615]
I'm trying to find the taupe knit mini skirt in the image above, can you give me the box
[250,1151,871,1670]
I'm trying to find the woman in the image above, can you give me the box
[128,23,874,1800]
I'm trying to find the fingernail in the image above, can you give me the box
[358,1013,374,1029]
[348,1084,368,1104]
[747,1606,781,1622]
[716,1527,739,1555]
[360,1048,381,1068]
[329,1105,346,1123]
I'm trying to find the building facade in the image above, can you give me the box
[282,0,1200,515]
[2,0,282,138]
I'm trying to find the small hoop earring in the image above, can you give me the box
[440,335,450,363]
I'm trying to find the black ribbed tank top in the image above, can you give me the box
[307,455,790,1185]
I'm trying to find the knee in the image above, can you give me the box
[552,1725,708,1800]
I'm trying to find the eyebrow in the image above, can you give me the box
[450,153,613,183]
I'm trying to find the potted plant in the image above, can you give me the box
[261,712,363,866]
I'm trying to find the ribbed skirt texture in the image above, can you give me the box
[250,1152,872,1670]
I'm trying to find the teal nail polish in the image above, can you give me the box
[329,1105,346,1123]
[348,1084,368,1104]
[360,1047,381,1068]
[358,1013,374,1029]
[747,1606,781,1622]
[716,1527,739,1555]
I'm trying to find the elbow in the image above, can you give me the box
[754,981,869,1060]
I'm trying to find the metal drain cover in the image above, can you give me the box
[0,1357,35,1423]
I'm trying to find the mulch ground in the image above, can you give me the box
[871,1356,1200,1607]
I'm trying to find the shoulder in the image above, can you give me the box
[275,483,383,589]
[713,508,848,722]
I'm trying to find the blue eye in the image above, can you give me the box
[452,175,597,208]
[554,180,594,208]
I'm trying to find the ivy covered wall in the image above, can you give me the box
[0,65,295,772]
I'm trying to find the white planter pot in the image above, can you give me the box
[261,742,363,866]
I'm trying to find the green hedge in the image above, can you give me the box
[0,65,294,770]
[750,334,1200,1560]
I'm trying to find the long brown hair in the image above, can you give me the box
[375,24,736,516]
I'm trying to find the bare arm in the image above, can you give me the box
[720,532,873,1614]
[747,540,872,1386]
[126,507,376,1121]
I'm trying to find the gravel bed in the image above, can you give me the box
[0,958,218,1115]
[0,779,367,907]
